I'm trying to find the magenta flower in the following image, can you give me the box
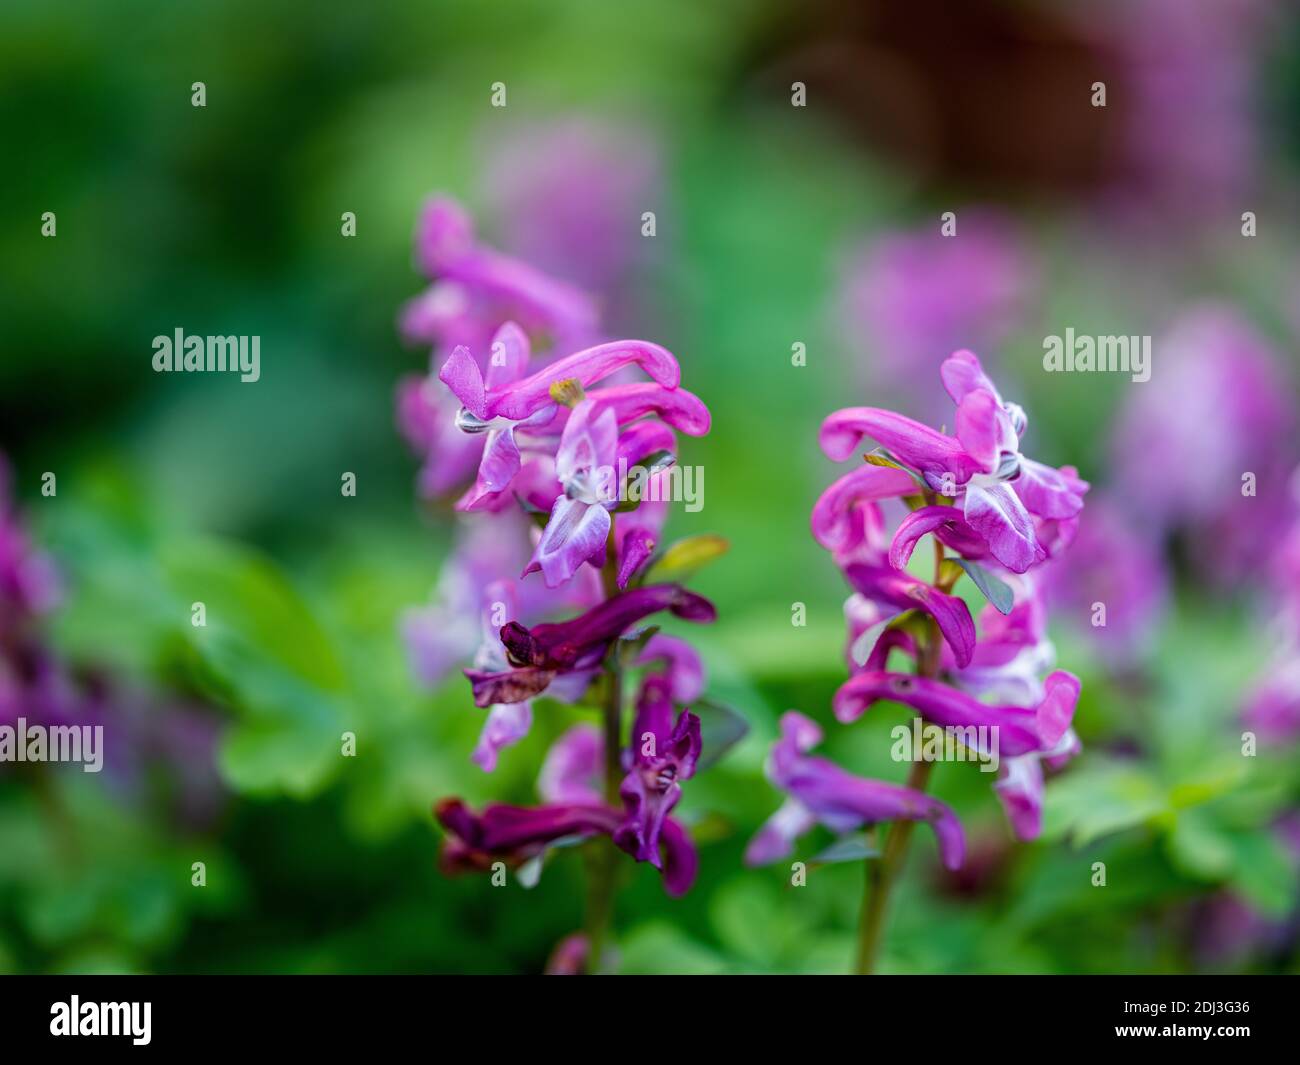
[402,196,598,355]
[833,669,1080,760]
[820,350,1087,574]
[836,212,1033,413]
[613,676,701,869]
[481,116,663,306]
[746,712,964,871]
[437,713,703,898]
[790,342,1086,973]
[1111,305,1295,581]
[409,196,734,969]
[465,584,715,706]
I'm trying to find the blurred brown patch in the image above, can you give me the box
[743,0,1128,199]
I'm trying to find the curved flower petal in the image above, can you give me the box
[842,564,977,668]
[659,817,699,896]
[486,340,681,422]
[994,754,1044,841]
[584,382,712,435]
[616,527,657,590]
[940,348,1000,404]
[1014,458,1088,520]
[762,712,965,870]
[501,584,717,670]
[484,321,531,391]
[832,671,1067,757]
[811,465,917,554]
[636,633,705,703]
[1034,670,1081,747]
[743,796,817,866]
[888,505,988,569]
[616,420,676,470]
[954,389,1012,473]
[820,407,982,481]
[963,482,1042,573]
[437,345,487,419]
[471,701,533,772]
[525,496,612,588]
[537,723,604,804]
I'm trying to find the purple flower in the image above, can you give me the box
[481,117,663,306]
[465,584,715,706]
[635,633,705,704]
[439,335,680,425]
[395,371,486,499]
[613,676,701,870]
[833,669,1080,760]
[1111,305,1295,580]
[537,724,604,804]
[836,212,1033,412]
[524,398,620,587]
[841,564,977,669]
[820,350,1088,574]
[402,197,598,355]
[435,797,621,876]
[437,718,702,896]
[745,712,965,870]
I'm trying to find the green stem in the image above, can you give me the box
[584,520,625,974]
[855,545,946,974]
[854,757,933,974]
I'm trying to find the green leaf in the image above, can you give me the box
[690,698,750,771]
[955,558,1014,615]
[813,834,880,864]
[864,449,926,489]
[643,534,729,584]
[1042,758,1168,847]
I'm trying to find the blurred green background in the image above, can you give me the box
[2,0,1299,973]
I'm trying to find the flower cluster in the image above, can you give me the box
[748,350,1087,969]
[396,197,733,964]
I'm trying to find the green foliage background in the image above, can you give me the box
[1,0,1298,973]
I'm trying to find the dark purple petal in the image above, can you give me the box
[658,817,699,896]
[512,584,716,669]
[435,798,619,873]
[616,527,657,589]
[842,564,976,668]
[464,664,556,707]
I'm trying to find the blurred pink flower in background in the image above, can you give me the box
[1110,305,1296,581]
[835,212,1034,416]
[482,116,664,326]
